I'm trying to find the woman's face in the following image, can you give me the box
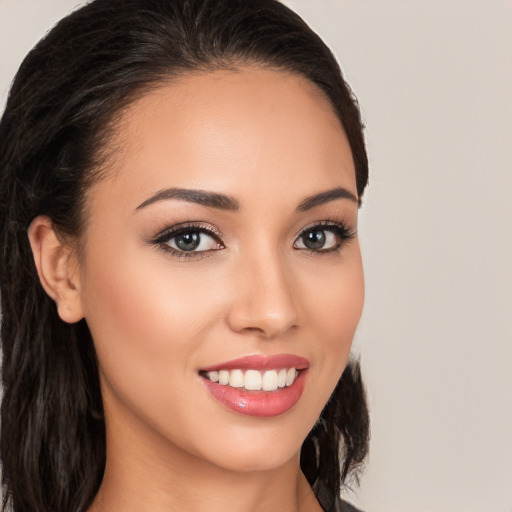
[77,67,364,473]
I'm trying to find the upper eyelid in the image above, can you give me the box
[152,222,223,243]
[296,220,354,235]
[299,220,341,230]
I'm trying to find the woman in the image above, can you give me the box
[0,1,369,511]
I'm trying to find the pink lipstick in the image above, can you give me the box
[199,354,309,417]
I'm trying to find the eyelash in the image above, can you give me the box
[151,220,356,260]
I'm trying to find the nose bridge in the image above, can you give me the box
[226,241,298,338]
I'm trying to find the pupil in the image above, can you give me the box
[176,232,200,251]
[304,230,325,250]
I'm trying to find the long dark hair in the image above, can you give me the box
[0,1,369,511]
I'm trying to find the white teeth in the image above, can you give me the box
[208,370,219,383]
[229,369,244,388]
[218,370,230,385]
[262,370,278,391]
[286,368,297,386]
[205,368,299,391]
[278,368,287,388]
[244,370,262,390]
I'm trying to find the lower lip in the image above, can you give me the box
[201,370,307,417]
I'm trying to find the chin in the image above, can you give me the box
[190,418,313,474]
[209,446,300,474]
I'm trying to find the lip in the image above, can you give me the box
[200,354,310,372]
[199,354,309,417]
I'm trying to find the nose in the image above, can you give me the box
[225,250,299,339]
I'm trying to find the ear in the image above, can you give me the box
[28,215,84,323]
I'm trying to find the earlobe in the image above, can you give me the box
[27,216,85,323]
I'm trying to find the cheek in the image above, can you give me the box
[304,248,364,345]
[78,243,235,457]
[323,267,364,352]
[78,240,223,395]
[299,248,364,400]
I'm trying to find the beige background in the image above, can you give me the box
[1,1,511,511]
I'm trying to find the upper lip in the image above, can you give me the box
[200,354,310,372]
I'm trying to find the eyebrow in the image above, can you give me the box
[135,188,240,211]
[135,185,358,212]
[296,187,358,211]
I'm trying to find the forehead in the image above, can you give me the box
[89,67,356,212]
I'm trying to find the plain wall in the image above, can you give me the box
[1,1,511,511]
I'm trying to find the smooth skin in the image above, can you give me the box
[28,67,364,512]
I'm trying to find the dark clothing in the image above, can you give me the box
[336,497,363,512]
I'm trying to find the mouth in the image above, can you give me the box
[200,367,300,391]
[199,354,309,417]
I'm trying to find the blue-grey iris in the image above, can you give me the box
[303,230,326,250]
[176,232,201,251]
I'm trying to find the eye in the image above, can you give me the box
[152,223,224,258]
[167,230,219,252]
[294,222,356,253]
